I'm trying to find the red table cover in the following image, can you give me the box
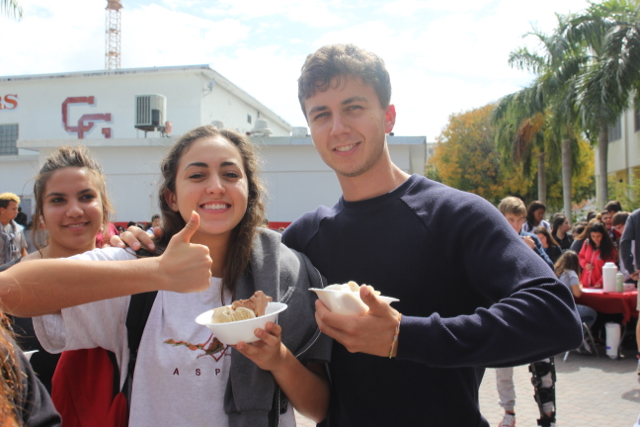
[577,289,638,325]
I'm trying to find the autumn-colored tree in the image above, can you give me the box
[428,104,529,205]
[428,103,594,211]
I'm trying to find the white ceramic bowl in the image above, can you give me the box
[310,288,399,316]
[195,302,288,345]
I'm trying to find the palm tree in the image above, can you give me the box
[0,0,22,20]
[495,18,585,218]
[494,86,550,204]
[562,0,640,207]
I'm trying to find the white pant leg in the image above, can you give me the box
[496,367,516,412]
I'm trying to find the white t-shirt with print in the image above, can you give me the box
[33,246,295,426]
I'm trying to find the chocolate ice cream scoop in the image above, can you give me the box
[231,291,273,317]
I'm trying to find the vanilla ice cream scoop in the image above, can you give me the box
[325,281,381,296]
[210,306,256,324]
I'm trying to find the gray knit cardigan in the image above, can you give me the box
[224,228,331,427]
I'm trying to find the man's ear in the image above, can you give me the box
[164,189,179,212]
[384,105,396,134]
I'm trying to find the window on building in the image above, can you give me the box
[0,124,18,155]
[247,114,252,124]
[635,108,640,132]
[608,116,621,142]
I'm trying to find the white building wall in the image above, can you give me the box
[0,72,202,140]
[596,108,640,199]
[0,155,39,196]
[202,82,289,136]
[1,66,426,225]
[255,137,425,222]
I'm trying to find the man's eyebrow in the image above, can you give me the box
[342,96,368,105]
[307,105,328,117]
[307,96,369,117]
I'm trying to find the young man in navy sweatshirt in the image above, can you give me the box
[282,44,582,427]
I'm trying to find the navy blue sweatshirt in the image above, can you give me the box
[283,175,581,427]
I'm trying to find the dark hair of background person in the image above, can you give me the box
[555,250,582,278]
[525,200,546,230]
[151,214,160,222]
[576,219,602,241]
[571,221,588,239]
[297,43,392,116]
[551,214,567,234]
[14,207,27,227]
[534,226,560,248]
[612,211,629,227]
[586,210,598,222]
[605,200,622,214]
[156,125,266,301]
[30,146,114,251]
[585,221,616,260]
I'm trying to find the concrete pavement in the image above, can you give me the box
[295,343,640,426]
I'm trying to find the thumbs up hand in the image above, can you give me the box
[158,211,212,293]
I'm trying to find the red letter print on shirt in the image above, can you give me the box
[164,334,229,361]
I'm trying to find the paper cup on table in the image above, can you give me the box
[605,322,621,359]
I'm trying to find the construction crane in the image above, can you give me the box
[105,0,122,70]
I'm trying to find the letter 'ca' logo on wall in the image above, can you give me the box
[0,95,18,110]
[62,96,112,139]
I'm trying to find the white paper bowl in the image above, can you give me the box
[195,302,288,345]
[310,288,399,316]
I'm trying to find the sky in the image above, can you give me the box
[0,0,591,140]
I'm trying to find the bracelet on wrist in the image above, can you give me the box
[389,313,402,359]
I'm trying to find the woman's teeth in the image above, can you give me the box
[202,203,227,210]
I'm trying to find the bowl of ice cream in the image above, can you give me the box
[310,281,399,316]
[195,291,287,345]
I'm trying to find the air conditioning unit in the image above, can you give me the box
[135,94,166,131]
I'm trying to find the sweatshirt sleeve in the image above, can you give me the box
[396,193,582,368]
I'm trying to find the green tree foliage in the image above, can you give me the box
[608,175,640,211]
[563,0,640,206]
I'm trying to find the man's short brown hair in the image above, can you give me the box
[612,211,629,227]
[498,196,526,217]
[297,44,392,117]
